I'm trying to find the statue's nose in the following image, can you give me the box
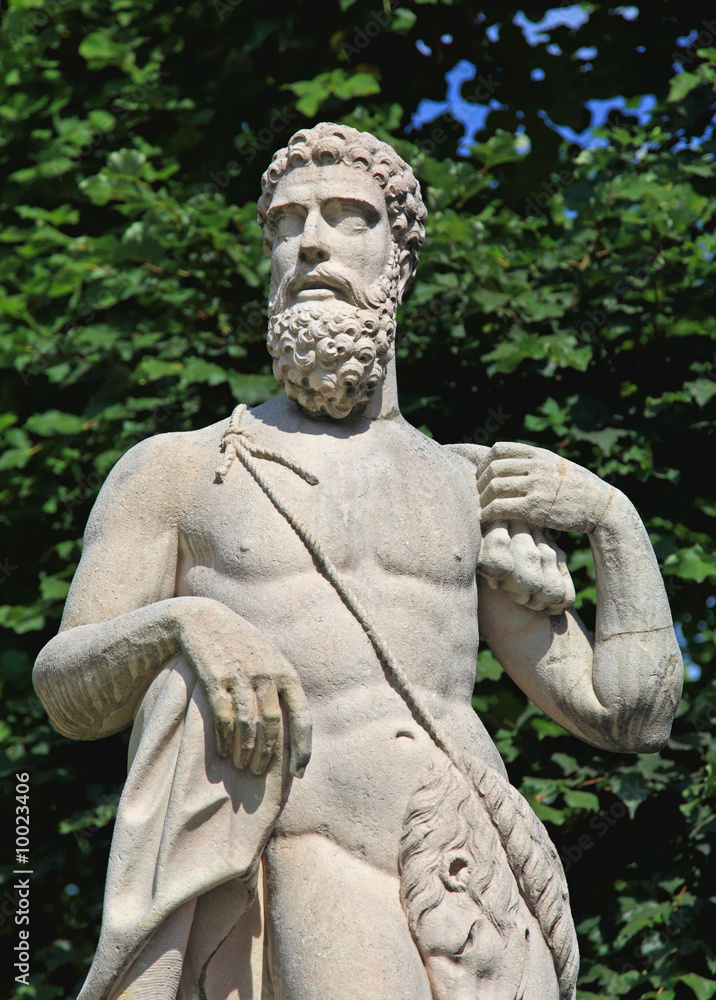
[298,234,331,265]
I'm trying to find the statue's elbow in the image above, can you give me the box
[601,651,682,754]
[33,676,84,741]
[41,700,108,742]
[613,724,671,755]
[33,649,98,741]
[608,700,679,755]
[32,655,56,724]
[47,711,88,741]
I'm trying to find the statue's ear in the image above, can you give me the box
[397,249,412,303]
[440,853,472,892]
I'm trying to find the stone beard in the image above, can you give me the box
[266,244,400,420]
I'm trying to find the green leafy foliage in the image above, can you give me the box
[284,68,381,116]
[1,1,715,997]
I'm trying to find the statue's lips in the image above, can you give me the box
[296,287,337,301]
[291,275,351,303]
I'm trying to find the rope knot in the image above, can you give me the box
[215,404,319,485]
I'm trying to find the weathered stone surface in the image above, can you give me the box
[34,123,682,1000]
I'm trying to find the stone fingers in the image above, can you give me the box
[233,674,303,777]
[506,522,546,595]
[279,673,313,779]
[557,544,576,609]
[477,521,513,584]
[475,441,536,479]
[232,682,259,771]
[478,521,576,614]
[477,457,532,494]
[479,520,543,596]
[206,656,312,778]
[535,529,569,613]
[250,679,282,775]
[476,443,564,524]
[211,688,236,759]
[479,472,531,518]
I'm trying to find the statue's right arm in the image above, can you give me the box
[32,434,312,777]
[33,435,187,741]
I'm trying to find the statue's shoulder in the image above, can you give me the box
[103,418,228,498]
[391,423,489,481]
[81,419,232,542]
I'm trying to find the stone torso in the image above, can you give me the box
[172,397,504,871]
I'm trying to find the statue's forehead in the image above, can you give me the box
[271,162,386,211]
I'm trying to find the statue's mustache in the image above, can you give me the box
[271,264,385,313]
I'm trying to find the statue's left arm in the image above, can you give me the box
[475,442,683,754]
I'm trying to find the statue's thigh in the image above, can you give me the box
[264,833,431,1000]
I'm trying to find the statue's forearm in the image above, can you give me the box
[33,596,225,740]
[591,490,673,638]
[586,490,682,749]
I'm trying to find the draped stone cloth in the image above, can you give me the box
[78,654,290,1000]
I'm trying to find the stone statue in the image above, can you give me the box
[33,123,683,1000]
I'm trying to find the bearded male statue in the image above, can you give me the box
[33,123,682,1000]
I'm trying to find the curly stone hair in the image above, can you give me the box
[400,762,520,942]
[399,760,579,1000]
[257,122,427,283]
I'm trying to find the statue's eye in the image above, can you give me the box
[271,208,305,242]
[323,199,373,233]
[454,919,479,957]
[442,854,471,890]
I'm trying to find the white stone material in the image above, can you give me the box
[34,123,683,1000]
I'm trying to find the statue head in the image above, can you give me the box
[400,764,520,996]
[400,763,558,1000]
[257,123,427,419]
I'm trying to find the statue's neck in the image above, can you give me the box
[363,356,400,420]
[276,356,401,428]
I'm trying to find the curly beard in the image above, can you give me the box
[267,300,396,419]
[266,250,399,420]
